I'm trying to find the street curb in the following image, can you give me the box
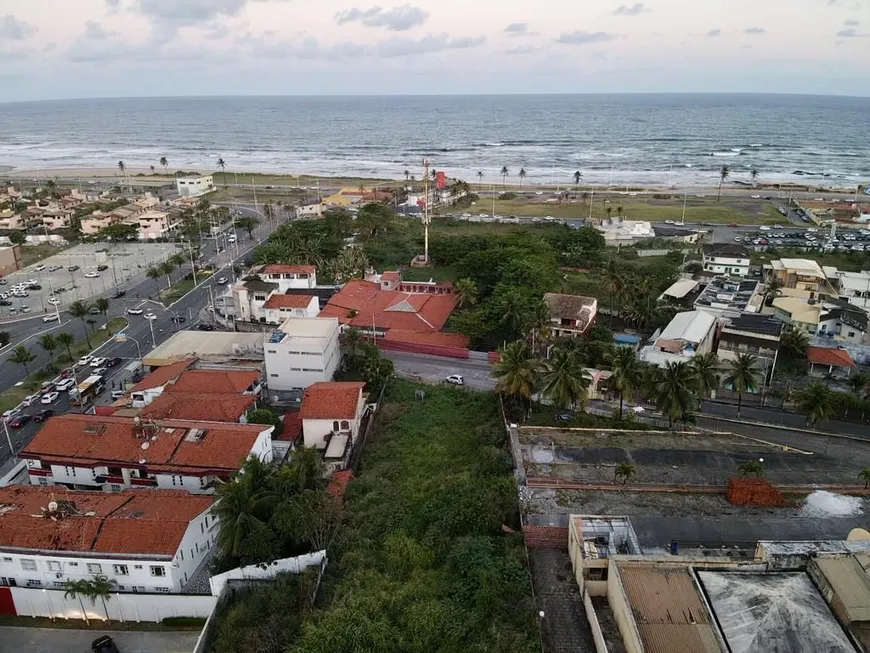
[698,412,868,443]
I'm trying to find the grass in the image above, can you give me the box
[159,278,197,303]
[19,243,73,268]
[443,195,780,225]
[0,614,204,631]
[400,264,459,283]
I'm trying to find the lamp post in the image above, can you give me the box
[114,332,142,362]
[2,419,14,458]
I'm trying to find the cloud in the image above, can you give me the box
[556,31,615,45]
[845,19,860,25]
[0,15,36,40]
[743,27,766,34]
[105,0,121,11]
[706,28,722,36]
[613,3,648,15]
[335,5,429,31]
[835,27,868,36]
[376,33,484,56]
[503,23,528,35]
[247,32,484,60]
[84,21,116,40]
[505,45,542,55]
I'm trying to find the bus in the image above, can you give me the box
[70,375,106,407]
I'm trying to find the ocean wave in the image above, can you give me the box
[710,151,741,157]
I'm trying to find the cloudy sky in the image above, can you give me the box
[0,0,868,101]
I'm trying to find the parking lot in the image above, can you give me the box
[0,242,185,317]
[0,627,199,653]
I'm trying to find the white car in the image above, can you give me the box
[144,312,157,320]
[35,264,46,271]
[42,314,59,323]
[90,357,107,368]
[216,277,228,284]
[55,378,76,392]
[92,366,107,376]
[751,195,761,199]
[1,407,22,422]
[445,374,465,386]
[41,392,59,404]
[759,226,771,231]
[78,355,94,367]
[21,394,40,407]
[20,306,31,313]
[84,272,100,278]
[47,298,60,306]
[126,308,143,315]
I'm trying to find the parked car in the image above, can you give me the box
[126,308,143,315]
[555,412,574,422]
[34,264,46,271]
[171,315,186,323]
[47,298,60,306]
[92,635,121,653]
[445,374,464,386]
[9,414,31,429]
[88,306,101,314]
[68,265,80,271]
[41,391,60,404]
[33,408,54,422]
[97,264,109,271]
[48,265,62,272]
[84,272,100,278]
[109,290,126,299]
[197,323,216,331]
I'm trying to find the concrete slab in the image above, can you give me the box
[0,627,199,653]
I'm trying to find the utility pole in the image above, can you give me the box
[422,159,430,263]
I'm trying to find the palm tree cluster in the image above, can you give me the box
[342,328,394,394]
[64,575,116,624]
[603,258,678,330]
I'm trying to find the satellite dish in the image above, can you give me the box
[133,416,141,424]
[141,441,150,450]
[848,528,870,541]
[138,458,146,464]
[47,501,58,512]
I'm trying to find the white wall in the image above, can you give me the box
[262,272,317,291]
[703,255,750,276]
[264,332,340,392]
[209,551,325,596]
[9,586,216,623]
[264,297,320,324]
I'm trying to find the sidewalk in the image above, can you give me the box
[525,476,870,496]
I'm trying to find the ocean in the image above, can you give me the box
[1,94,868,188]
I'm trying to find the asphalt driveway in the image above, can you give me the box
[0,627,199,653]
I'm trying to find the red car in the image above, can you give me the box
[9,414,31,428]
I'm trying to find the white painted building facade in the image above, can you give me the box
[175,175,215,198]
[264,318,341,392]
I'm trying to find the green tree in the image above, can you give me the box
[717,165,730,202]
[95,298,110,326]
[38,333,57,358]
[455,278,479,309]
[87,575,117,622]
[477,170,483,189]
[750,168,759,184]
[539,347,588,411]
[99,222,139,241]
[492,341,538,418]
[724,353,758,418]
[500,165,509,189]
[0,331,9,347]
[343,327,363,364]
[738,459,763,477]
[146,266,161,291]
[10,345,36,375]
[849,372,870,399]
[159,156,168,175]
[763,275,784,305]
[653,361,697,429]
[797,381,835,427]
[56,332,74,361]
[63,579,92,625]
[360,352,394,393]
[8,230,26,245]
[213,464,272,560]
[518,167,527,190]
[609,346,643,419]
[247,407,283,437]
[69,300,93,348]
[236,216,259,239]
[691,352,720,399]
[614,462,636,485]
[273,489,343,552]
[159,260,175,289]
[859,467,870,490]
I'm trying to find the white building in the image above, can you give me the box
[596,218,654,245]
[231,278,279,323]
[135,210,178,240]
[258,264,318,291]
[701,243,751,277]
[299,381,367,450]
[639,310,717,367]
[175,174,215,198]
[296,203,324,219]
[264,317,341,393]
[21,414,273,494]
[0,486,216,593]
[263,294,320,324]
[835,270,870,311]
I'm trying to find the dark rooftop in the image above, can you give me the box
[722,313,784,338]
[703,243,751,258]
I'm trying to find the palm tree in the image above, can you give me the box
[10,345,36,375]
[616,204,624,217]
[605,206,613,220]
[87,575,117,622]
[781,326,809,360]
[493,341,538,418]
[95,298,110,326]
[455,278,479,309]
[159,260,175,289]
[738,459,763,477]
[500,166,509,189]
[614,462,636,485]
[69,300,93,348]
[477,171,484,190]
[217,157,226,174]
[573,170,582,192]
[763,275,784,305]
[724,354,758,418]
[859,467,870,490]
[159,156,168,175]
[149,165,155,174]
[524,300,551,356]
[38,333,57,358]
[213,474,268,559]
[849,372,870,399]
[404,169,410,182]
[518,167,527,190]
[56,332,75,362]
[609,347,643,419]
[717,165,730,202]
[750,168,759,185]
[498,291,526,339]
[797,381,834,427]
[146,266,161,291]
[539,347,588,411]
[344,327,362,363]
[117,160,125,175]
[653,361,697,429]
[64,579,92,624]
[691,352,720,399]
[603,258,623,326]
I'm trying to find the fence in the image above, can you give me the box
[7,586,216,623]
[208,551,326,596]
[375,337,470,360]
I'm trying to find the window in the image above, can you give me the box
[25,579,42,588]
[332,421,339,431]
[150,566,166,577]
[131,586,146,593]
[340,420,350,430]
[113,564,129,576]
[268,349,277,354]
[155,587,171,593]
[270,373,279,378]
[47,561,62,572]
[38,478,47,486]
[52,581,65,589]
[134,565,143,570]
[20,559,36,571]
[87,563,102,574]
[2,557,11,562]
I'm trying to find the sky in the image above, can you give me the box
[0,0,869,101]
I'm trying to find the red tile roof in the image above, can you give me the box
[381,271,401,281]
[0,486,213,557]
[22,414,268,475]
[131,359,196,392]
[141,393,257,423]
[262,265,316,275]
[299,382,364,420]
[327,470,353,499]
[319,279,457,334]
[276,412,302,442]
[806,346,856,368]
[168,369,261,394]
[263,294,317,309]
[383,329,469,348]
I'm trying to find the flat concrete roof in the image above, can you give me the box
[278,316,338,338]
[143,331,264,366]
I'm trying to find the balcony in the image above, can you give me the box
[130,477,158,487]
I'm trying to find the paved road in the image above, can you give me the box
[386,351,496,390]
[0,627,199,653]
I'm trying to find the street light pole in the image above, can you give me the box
[148,317,156,349]
[2,420,14,457]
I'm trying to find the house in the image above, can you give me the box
[772,297,822,334]
[140,392,258,423]
[652,226,700,244]
[834,270,870,311]
[257,264,318,290]
[596,219,654,245]
[39,208,72,231]
[263,294,320,324]
[142,331,265,367]
[0,211,25,230]
[717,314,782,378]
[130,362,261,408]
[659,279,700,302]
[264,317,341,392]
[639,310,717,367]
[21,414,273,493]
[296,203,324,219]
[702,243,751,277]
[544,293,598,338]
[766,258,838,300]
[81,212,122,235]
[135,210,177,240]
[693,277,762,319]
[231,278,279,323]
[175,174,214,198]
[806,346,856,379]
[299,381,366,452]
[0,486,215,593]
[817,302,869,345]
[0,245,22,277]
[134,193,161,210]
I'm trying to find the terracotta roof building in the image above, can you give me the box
[299,382,367,451]
[544,293,598,337]
[807,346,856,378]
[0,486,216,593]
[130,359,196,393]
[131,366,261,408]
[140,392,257,423]
[22,414,274,493]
